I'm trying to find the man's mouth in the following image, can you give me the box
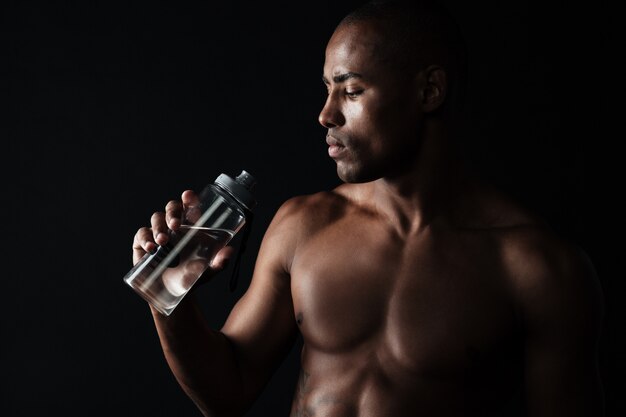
[326,135,346,158]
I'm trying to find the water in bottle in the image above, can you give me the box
[123,170,256,316]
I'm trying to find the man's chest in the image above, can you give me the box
[290,222,521,375]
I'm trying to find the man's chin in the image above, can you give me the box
[336,163,378,184]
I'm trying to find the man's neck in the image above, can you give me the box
[370,123,479,237]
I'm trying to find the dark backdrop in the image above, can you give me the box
[1,1,621,416]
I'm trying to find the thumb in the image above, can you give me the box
[210,245,235,271]
[192,245,236,291]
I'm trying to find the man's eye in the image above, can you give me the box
[346,90,363,98]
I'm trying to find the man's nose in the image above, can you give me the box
[318,94,345,128]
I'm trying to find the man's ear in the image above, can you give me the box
[419,65,447,113]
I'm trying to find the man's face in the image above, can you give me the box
[320,21,425,183]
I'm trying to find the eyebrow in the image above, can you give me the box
[322,72,363,84]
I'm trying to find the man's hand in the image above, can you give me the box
[130,189,233,288]
[129,195,301,416]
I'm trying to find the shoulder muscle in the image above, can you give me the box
[502,226,604,341]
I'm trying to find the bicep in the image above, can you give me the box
[220,199,302,402]
[522,245,605,416]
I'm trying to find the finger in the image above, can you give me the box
[210,245,235,271]
[150,212,169,246]
[132,227,156,264]
[181,189,200,209]
[165,199,183,230]
[192,246,235,290]
[181,190,202,224]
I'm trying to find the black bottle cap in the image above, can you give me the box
[214,170,257,212]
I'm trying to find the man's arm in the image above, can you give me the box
[514,234,605,416]
[146,196,303,416]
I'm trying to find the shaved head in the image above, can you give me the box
[338,0,468,112]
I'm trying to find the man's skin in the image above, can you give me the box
[132,16,604,417]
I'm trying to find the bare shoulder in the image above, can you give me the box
[271,183,359,235]
[469,181,600,289]
[466,182,604,326]
[496,221,604,333]
[499,223,597,290]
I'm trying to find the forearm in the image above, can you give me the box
[150,295,246,416]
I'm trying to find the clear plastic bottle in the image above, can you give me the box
[123,170,257,316]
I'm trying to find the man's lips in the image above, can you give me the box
[326,135,346,158]
[326,134,344,147]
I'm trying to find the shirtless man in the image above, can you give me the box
[131,1,605,415]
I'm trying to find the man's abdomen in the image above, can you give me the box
[290,338,522,417]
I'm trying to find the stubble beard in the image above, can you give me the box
[335,154,384,184]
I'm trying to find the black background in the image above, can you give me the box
[1,1,621,416]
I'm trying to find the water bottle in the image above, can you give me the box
[123,170,257,316]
